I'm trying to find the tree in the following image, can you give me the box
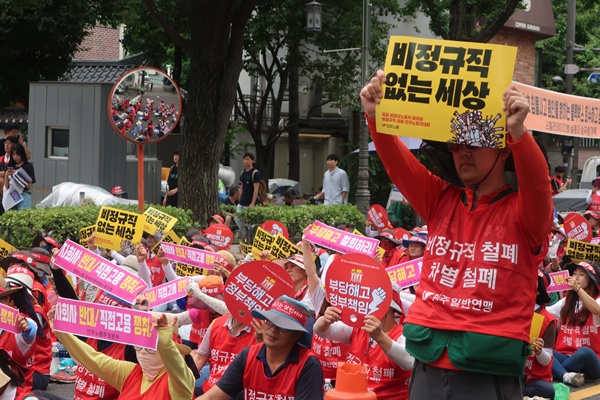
[235,0,401,181]
[140,0,256,222]
[399,0,522,42]
[0,0,121,107]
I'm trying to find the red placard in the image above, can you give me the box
[564,213,592,243]
[392,228,411,244]
[325,253,392,328]
[367,205,389,230]
[223,260,294,325]
[260,220,289,239]
[202,224,233,250]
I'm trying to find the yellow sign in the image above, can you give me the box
[270,234,302,260]
[529,312,545,343]
[0,238,17,260]
[151,230,180,256]
[239,242,252,256]
[143,207,178,236]
[251,227,276,259]
[377,36,517,148]
[94,207,146,251]
[79,225,96,249]
[565,239,600,263]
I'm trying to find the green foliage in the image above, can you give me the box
[221,125,254,165]
[237,204,366,239]
[0,0,121,107]
[0,205,200,248]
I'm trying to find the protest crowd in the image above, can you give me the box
[1,44,600,400]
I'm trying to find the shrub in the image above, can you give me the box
[237,204,366,239]
[0,205,200,248]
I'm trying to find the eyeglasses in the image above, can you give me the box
[133,346,156,354]
[447,143,483,152]
[263,319,291,334]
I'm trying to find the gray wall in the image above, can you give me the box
[29,82,161,205]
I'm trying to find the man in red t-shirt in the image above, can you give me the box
[551,165,571,196]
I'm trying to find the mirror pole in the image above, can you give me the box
[137,143,145,212]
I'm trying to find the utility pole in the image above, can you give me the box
[565,0,580,184]
[355,0,371,214]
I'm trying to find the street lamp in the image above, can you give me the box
[306,1,322,32]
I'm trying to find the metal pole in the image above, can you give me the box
[566,0,579,184]
[355,0,371,213]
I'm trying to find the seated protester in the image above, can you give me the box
[49,247,139,400]
[197,296,323,400]
[0,270,41,399]
[53,310,195,400]
[139,232,166,289]
[375,230,405,268]
[402,234,427,261]
[313,288,414,400]
[282,255,308,301]
[523,267,557,400]
[300,239,349,384]
[275,188,297,207]
[584,211,600,238]
[190,311,258,397]
[0,348,33,400]
[547,261,600,387]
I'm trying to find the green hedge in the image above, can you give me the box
[236,204,366,239]
[0,205,200,248]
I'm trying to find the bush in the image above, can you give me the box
[237,204,366,239]
[0,205,201,248]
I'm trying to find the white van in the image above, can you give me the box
[579,156,600,189]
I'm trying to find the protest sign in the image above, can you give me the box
[0,238,17,260]
[54,298,158,350]
[224,260,294,325]
[252,227,276,254]
[529,313,544,343]
[326,253,392,328]
[79,225,96,248]
[145,277,191,309]
[386,257,422,288]
[353,229,386,258]
[260,220,289,239]
[377,36,517,148]
[563,213,592,243]
[53,240,147,304]
[306,221,379,257]
[565,238,600,263]
[367,205,389,230]
[202,224,233,251]
[143,207,178,236]
[269,234,302,260]
[94,207,146,251]
[0,303,20,334]
[547,270,571,293]
[160,242,222,270]
[239,242,252,256]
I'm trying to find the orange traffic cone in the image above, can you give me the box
[325,362,377,399]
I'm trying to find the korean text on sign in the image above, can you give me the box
[145,278,191,309]
[376,36,517,147]
[0,303,20,334]
[160,242,223,270]
[225,271,276,316]
[566,238,600,263]
[53,240,148,304]
[269,234,302,260]
[547,270,571,293]
[143,207,178,235]
[151,230,180,256]
[0,238,17,261]
[386,257,422,288]
[53,298,158,350]
[94,206,146,251]
[305,221,379,257]
[252,227,275,252]
[79,225,96,248]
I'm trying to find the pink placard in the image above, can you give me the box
[160,242,223,270]
[53,298,158,350]
[386,257,422,288]
[145,278,191,309]
[547,270,571,293]
[53,240,148,304]
[305,221,379,257]
[0,303,20,334]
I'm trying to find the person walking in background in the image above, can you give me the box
[314,154,349,205]
[163,150,179,207]
[234,153,261,236]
